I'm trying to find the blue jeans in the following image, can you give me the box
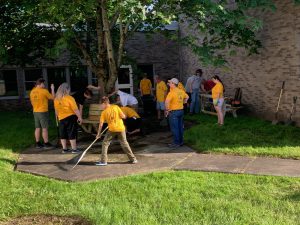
[190,88,200,114]
[168,109,184,145]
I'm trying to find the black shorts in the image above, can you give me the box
[124,118,141,132]
[59,115,78,140]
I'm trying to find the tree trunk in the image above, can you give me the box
[101,0,118,93]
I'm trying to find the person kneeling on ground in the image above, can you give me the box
[95,97,137,166]
[120,105,142,136]
[108,89,138,112]
[54,83,83,154]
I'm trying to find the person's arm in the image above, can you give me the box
[108,90,117,98]
[50,84,55,98]
[87,85,101,91]
[184,93,189,104]
[79,104,83,117]
[165,99,170,117]
[200,80,206,92]
[96,121,104,138]
[189,78,194,93]
[119,107,126,119]
[74,109,82,124]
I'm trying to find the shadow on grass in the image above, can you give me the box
[0,158,16,165]
[185,114,300,159]
[0,111,58,153]
[285,192,300,201]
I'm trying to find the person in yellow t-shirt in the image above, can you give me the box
[154,75,167,120]
[139,73,153,115]
[54,83,82,154]
[30,78,55,149]
[120,106,141,135]
[165,78,189,148]
[211,75,225,126]
[95,97,137,166]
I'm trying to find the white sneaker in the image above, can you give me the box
[130,159,138,164]
[95,161,108,166]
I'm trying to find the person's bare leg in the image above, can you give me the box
[35,128,41,142]
[214,106,221,124]
[70,139,77,150]
[61,139,67,149]
[42,128,49,143]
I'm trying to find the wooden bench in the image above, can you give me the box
[80,104,103,133]
[224,104,243,118]
[200,94,243,117]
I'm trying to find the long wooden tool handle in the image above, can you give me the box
[275,81,285,112]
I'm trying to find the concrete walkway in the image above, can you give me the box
[16,130,300,181]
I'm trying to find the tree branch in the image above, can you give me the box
[74,37,98,74]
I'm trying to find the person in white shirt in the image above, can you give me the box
[108,89,138,111]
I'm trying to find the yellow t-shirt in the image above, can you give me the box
[30,87,53,112]
[166,87,189,111]
[120,106,140,119]
[140,78,152,95]
[212,82,224,99]
[178,82,186,92]
[156,80,167,102]
[54,95,78,120]
[100,105,125,132]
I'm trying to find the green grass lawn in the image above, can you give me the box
[0,111,300,225]
[185,114,300,159]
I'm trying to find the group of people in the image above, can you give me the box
[184,69,225,126]
[29,78,139,166]
[29,69,224,166]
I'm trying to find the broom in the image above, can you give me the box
[67,126,108,169]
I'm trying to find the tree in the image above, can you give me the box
[1,0,298,94]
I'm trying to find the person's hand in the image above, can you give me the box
[96,132,101,139]
[77,117,82,125]
[213,99,219,106]
[50,83,55,90]
[164,110,169,117]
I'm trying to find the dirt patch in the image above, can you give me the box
[0,215,92,225]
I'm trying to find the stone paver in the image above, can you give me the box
[16,131,300,181]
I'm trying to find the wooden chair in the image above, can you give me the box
[80,104,103,133]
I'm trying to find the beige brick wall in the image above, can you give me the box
[125,32,180,78]
[180,0,300,124]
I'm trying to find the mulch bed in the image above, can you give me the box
[0,215,92,225]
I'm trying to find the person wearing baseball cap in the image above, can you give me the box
[165,78,189,148]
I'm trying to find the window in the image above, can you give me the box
[70,66,88,92]
[92,73,98,86]
[118,68,130,84]
[47,68,66,91]
[24,69,43,95]
[0,70,18,96]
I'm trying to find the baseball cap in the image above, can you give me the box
[168,78,179,85]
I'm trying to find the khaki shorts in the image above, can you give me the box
[33,112,49,129]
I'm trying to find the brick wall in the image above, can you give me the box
[125,32,180,79]
[180,0,300,124]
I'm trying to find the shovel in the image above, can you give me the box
[285,96,297,126]
[272,81,285,125]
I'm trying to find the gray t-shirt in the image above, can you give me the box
[190,75,203,90]
[185,76,194,93]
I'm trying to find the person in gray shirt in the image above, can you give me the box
[188,69,203,114]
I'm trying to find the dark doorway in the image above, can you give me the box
[137,64,154,84]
